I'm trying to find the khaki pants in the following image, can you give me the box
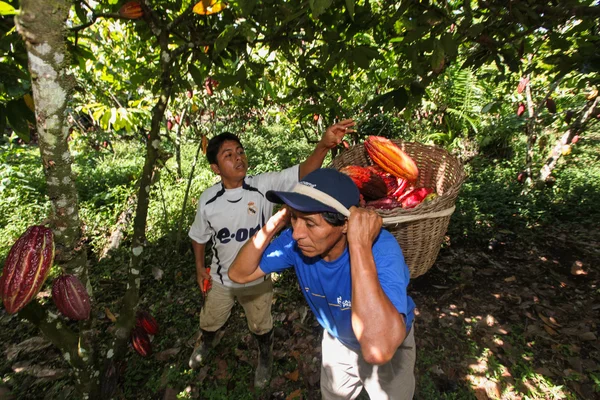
[199,278,273,335]
[320,328,416,400]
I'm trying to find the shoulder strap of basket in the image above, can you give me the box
[382,206,456,226]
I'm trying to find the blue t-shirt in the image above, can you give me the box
[259,228,415,352]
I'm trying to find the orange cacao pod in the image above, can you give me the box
[131,326,152,357]
[119,1,143,19]
[52,274,91,320]
[364,136,419,182]
[0,226,54,314]
[340,165,387,201]
[136,310,158,335]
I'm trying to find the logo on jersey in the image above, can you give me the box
[247,201,257,215]
[216,224,261,244]
[337,296,352,309]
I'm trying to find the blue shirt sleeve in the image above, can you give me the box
[259,228,296,274]
[372,230,411,321]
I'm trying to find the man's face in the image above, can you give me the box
[290,209,347,261]
[211,140,248,181]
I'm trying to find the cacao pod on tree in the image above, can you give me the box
[52,274,91,320]
[0,226,55,314]
[119,1,143,19]
[364,136,419,182]
[136,310,158,335]
[517,103,526,117]
[565,110,574,124]
[131,326,152,357]
[546,98,556,114]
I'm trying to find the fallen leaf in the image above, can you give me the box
[5,337,52,361]
[152,267,164,280]
[537,312,561,328]
[215,359,228,380]
[154,347,180,362]
[105,307,117,322]
[286,389,302,400]
[543,325,559,336]
[578,332,597,341]
[570,261,587,276]
[504,276,517,282]
[284,369,299,382]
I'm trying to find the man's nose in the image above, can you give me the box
[292,223,305,241]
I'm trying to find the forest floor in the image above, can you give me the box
[0,220,599,400]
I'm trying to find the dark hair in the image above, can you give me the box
[321,211,346,227]
[206,132,243,165]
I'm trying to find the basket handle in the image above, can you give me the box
[382,206,456,226]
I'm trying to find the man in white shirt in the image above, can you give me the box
[188,120,354,388]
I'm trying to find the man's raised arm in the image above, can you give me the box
[229,207,290,284]
[298,119,354,179]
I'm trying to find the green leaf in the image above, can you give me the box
[0,1,16,16]
[213,25,237,56]
[309,0,333,19]
[366,88,408,113]
[5,100,31,142]
[188,64,204,88]
[352,45,381,69]
[441,33,458,58]
[74,2,87,23]
[431,39,445,73]
[0,105,6,137]
[237,0,257,15]
[345,0,354,20]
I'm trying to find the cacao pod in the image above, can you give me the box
[565,110,574,124]
[100,360,120,399]
[52,274,91,320]
[167,120,173,131]
[0,226,54,314]
[517,77,529,94]
[186,89,193,99]
[340,165,387,200]
[205,78,214,96]
[131,326,152,357]
[365,196,402,210]
[571,135,579,144]
[364,136,419,182]
[546,98,556,114]
[365,165,398,196]
[136,310,158,335]
[517,103,526,117]
[119,1,143,19]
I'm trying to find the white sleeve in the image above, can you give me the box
[188,197,211,244]
[254,165,299,192]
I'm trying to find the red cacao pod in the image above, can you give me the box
[52,274,91,320]
[119,1,143,19]
[340,165,388,201]
[205,78,214,96]
[571,135,579,144]
[545,98,556,114]
[517,103,526,117]
[364,136,419,182]
[166,120,173,131]
[136,310,158,335]
[131,326,152,357]
[186,89,193,99]
[0,226,54,314]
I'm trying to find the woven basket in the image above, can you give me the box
[330,140,466,278]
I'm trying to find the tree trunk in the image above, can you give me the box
[105,26,174,366]
[16,0,96,397]
[536,96,599,184]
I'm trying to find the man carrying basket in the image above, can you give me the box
[229,168,416,399]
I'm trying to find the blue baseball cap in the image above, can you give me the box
[266,168,360,216]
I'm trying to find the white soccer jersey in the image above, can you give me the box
[189,165,299,288]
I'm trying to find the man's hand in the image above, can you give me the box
[347,206,382,247]
[319,119,355,150]
[265,207,290,235]
[197,267,212,295]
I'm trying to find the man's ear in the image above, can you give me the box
[210,163,220,175]
[342,219,349,234]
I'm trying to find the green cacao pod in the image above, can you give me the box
[52,274,91,320]
[0,226,54,314]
